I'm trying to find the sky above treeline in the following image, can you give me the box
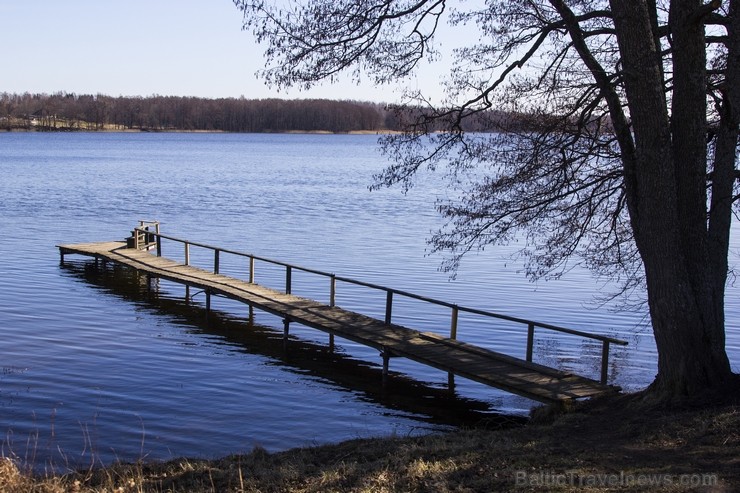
[1,0,453,103]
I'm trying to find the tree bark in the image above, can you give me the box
[610,0,732,399]
[708,0,740,368]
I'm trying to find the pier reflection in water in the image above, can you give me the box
[61,258,526,430]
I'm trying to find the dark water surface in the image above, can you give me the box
[1,132,737,470]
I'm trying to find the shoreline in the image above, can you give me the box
[1,126,399,135]
[2,395,738,492]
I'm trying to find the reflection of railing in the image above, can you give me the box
[133,224,628,384]
[130,220,160,250]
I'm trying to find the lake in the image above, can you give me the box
[1,132,737,470]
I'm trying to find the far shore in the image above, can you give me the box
[1,126,400,135]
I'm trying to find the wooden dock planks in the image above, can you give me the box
[58,241,620,404]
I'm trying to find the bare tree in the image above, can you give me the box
[235,0,739,402]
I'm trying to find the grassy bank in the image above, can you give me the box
[1,393,737,492]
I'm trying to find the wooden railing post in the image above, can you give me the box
[526,323,535,362]
[384,290,393,325]
[330,275,336,307]
[329,275,337,350]
[448,305,458,390]
[450,306,459,340]
[214,249,220,274]
[249,256,255,283]
[285,266,292,294]
[600,341,610,384]
[184,242,190,265]
[156,234,162,257]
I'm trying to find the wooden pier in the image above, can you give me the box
[58,221,627,405]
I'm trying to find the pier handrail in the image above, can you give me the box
[137,226,628,384]
[131,220,160,250]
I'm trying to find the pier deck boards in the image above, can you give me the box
[58,240,620,404]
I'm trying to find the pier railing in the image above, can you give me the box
[130,220,160,250]
[135,225,628,384]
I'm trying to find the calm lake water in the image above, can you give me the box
[1,132,738,470]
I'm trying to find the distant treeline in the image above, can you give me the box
[0,92,392,132]
[0,92,509,133]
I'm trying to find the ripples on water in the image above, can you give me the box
[0,132,737,470]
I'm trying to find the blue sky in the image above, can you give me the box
[0,0,439,102]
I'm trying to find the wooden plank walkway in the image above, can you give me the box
[58,239,622,404]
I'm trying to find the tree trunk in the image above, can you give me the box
[708,0,740,375]
[610,0,733,400]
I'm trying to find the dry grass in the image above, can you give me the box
[2,396,738,492]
